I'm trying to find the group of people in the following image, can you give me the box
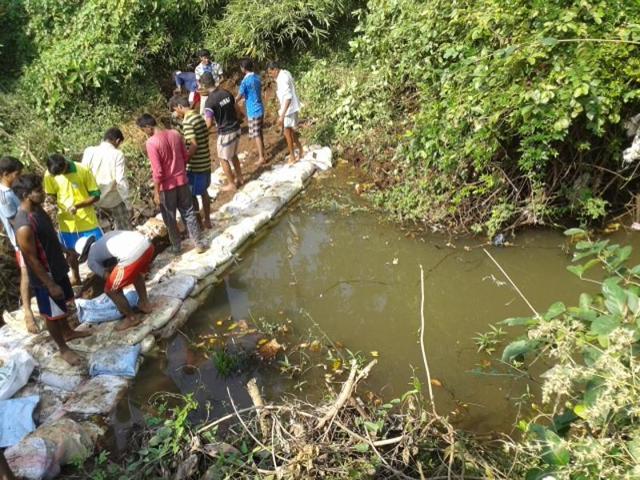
[0,53,304,370]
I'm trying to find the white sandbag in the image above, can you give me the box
[89,344,141,377]
[140,335,156,355]
[16,383,69,425]
[0,349,36,400]
[264,181,303,203]
[76,291,140,325]
[63,375,129,417]
[39,371,86,392]
[6,436,58,480]
[303,146,333,171]
[149,274,196,300]
[0,395,39,447]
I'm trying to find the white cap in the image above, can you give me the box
[75,235,95,258]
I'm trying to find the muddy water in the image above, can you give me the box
[117,165,638,440]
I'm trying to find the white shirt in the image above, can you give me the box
[275,69,300,117]
[81,141,130,209]
[87,230,151,278]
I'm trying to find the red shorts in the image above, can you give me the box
[15,250,25,268]
[105,245,155,292]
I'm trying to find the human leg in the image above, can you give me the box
[249,117,266,165]
[17,252,37,333]
[159,188,181,251]
[175,184,205,251]
[230,156,243,187]
[133,274,152,313]
[201,190,212,228]
[219,159,237,191]
[255,132,266,165]
[292,130,304,161]
[106,289,143,331]
[108,202,132,230]
[283,128,295,164]
[66,251,81,285]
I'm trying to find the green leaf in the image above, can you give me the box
[627,436,640,462]
[353,443,370,453]
[541,37,558,47]
[590,315,620,336]
[543,301,565,320]
[501,339,538,363]
[573,404,588,419]
[499,316,537,327]
[602,278,626,315]
[529,424,570,466]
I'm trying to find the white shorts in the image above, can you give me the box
[283,112,299,129]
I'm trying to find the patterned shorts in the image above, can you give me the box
[217,129,241,162]
[248,116,263,139]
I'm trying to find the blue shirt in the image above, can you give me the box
[174,71,198,92]
[0,185,20,250]
[239,73,264,119]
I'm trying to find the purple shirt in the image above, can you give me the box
[146,130,189,192]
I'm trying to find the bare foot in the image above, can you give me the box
[115,315,143,331]
[221,183,237,192]
[24,313,39,334]
[60,349,82,366]
[64,329,92,341]
[256,157,267,166]
[137,300,153,314]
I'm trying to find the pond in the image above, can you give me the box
[113,164,638,448]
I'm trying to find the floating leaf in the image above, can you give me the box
[370,351,379,358]
[430,378,443,388]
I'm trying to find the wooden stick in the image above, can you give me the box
[419,265,437,415]
[247,377,270,440]
[316,359,377,430]
[482,249,540,318]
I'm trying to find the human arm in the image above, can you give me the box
[114,150,131,209]
[16,225,63,299]
[182,121,198,161]
[68,169,100,214]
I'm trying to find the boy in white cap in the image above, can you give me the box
[76,230,154,331]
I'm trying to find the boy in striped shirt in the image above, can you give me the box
[169,95,213,229]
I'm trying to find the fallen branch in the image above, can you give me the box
[316,359,377,430]
[246,377,270,440]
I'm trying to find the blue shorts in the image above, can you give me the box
[34,275,74,320]
[59,227,104,251]
[188,171,211,197]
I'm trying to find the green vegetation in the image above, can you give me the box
[488,231,640,478]
[299,0,640,234]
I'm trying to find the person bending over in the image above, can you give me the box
[75,231,154,331]
[11,174,90,366]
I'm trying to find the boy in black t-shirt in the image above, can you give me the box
[11,174,90,366]
[200,72,244,192]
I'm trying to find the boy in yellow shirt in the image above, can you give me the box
[44,154,103,285]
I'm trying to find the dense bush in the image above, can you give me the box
[491,231,640,478]
[300,0,640,234]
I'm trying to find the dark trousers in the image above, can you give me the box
[159,184,203,249]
